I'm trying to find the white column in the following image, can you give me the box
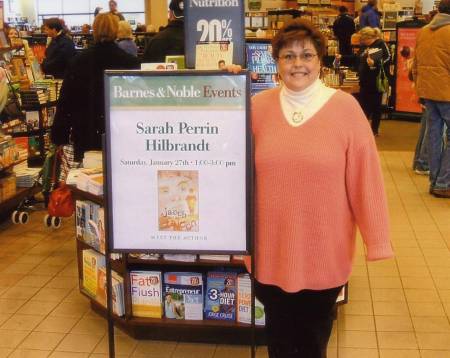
[19,0,37,25]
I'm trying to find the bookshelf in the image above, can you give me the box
[73,187,265,344]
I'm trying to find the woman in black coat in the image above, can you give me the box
[358,27,391,136]
[51,13,140,161]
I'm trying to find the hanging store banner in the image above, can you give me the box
[184,0,245,69]
[105,71,250,254]
[394,24,424,114]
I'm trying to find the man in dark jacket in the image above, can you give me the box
[360,0,381,28]
[142,0,184,63]
[332,6,356,56]
[51,13,140,161]
[41,18,75,79]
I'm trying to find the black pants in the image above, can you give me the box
[359,90,383,135]
[255,281,343,358]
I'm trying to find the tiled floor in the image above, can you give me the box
[0,120,449,357]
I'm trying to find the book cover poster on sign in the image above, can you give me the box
[105,72,249,253]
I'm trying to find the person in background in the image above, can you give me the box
[360,0,381,28]
[108,0,125,21]
[94,7,102,17]
[50,14,140,161]
[412,0,450,198]
[135,24,147,33]
[117,21,138,57]
[229,18,393,358]
[357,27,390,136]
[41,18,75,79]
[142,0,184,63]
[332,6,356,56]
[81,24,91,34]
[412,106,430,175]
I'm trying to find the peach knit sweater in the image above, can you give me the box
[247,88,394,293]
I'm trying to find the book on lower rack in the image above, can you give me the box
[82,249,125,316]
[97,267,125,316]
[82,249,105,297]
[130,271,163,318]
[163,272,204,320]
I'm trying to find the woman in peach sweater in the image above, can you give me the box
[248,19,394,357]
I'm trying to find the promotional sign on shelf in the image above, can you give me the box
[105,71,250,254]
[184,0,245,69]
[395,23,425,114]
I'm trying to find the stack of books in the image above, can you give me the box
[19,89,48,107]
[83,151,102,169]
[14,166,40,187]
[74,167,104,195]
[343,71,359,86]
[33,79,63,102]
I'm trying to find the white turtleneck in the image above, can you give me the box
[280,78,337,127]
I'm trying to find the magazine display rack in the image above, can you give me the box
[72,186,264,344]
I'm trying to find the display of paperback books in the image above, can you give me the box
[205,272,237,321]
[237,273,265,326]
[163,272,203,320]
[82,249,106,297]
[76,200,105,254]
[96,268,125,316]
[130,271,163,318]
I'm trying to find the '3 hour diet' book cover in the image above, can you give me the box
[158,170,199,232]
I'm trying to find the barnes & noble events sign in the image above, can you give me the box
[105,71,250,253]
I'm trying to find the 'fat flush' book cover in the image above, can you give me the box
[158,170,199,232]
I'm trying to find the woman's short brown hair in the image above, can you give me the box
[93,13,119,43]
[272,18,327,61]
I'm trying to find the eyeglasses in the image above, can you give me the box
[279,52,318,64]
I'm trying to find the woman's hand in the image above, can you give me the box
[367,57,375,67]
[224,64,242,74]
